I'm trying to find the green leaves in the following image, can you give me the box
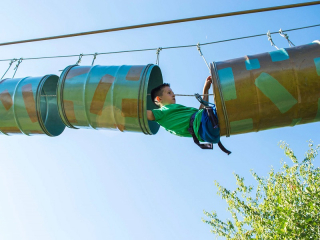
[203,141,320,239]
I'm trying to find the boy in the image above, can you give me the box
[147,76,230,153]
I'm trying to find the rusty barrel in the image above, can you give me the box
[57,64,163,134]
[211,40,320,137]
[0,75,65,136]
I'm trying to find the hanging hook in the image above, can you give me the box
[279,28,295,47]
[196,43,210,71]
[75,53,83,65]
[91,53,98,66]
[1,58,17,80]
[155,47,162,65]
[12,58,23,78]
[267,30,279,50]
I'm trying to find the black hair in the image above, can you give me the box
[150,83,170,106]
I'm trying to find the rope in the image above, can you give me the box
[1,58,17,79]
[279,28,295,47]
[0,1,319,47]
[267,30,279,50]
[196,43,210,70]
[155,47,162,65]
[12,58,23,78]
[0,23,318,63]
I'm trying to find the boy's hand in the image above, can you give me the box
[203,76,212,92]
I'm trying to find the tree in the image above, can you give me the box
[203,141,320,239]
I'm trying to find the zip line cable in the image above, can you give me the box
[0,23,319,63]
[0,1,319,47]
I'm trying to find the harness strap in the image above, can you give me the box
[188,113,213,150]
[205,107,231,155]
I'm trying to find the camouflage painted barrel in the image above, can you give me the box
[57,64,162,134]
[211,40,320,137]
[0,75,65,136]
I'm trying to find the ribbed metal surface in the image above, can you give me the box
[212,41,320,136]
[57,64,163,134]
[0,75,65,136]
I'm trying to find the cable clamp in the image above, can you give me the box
[91,53,98,66]
[1,58,17,80]
[279,28,295,47]
[76,54,83,65]
[267,30,279,50]
[196,43,203,56]
[12,58,23,78]
[156,47,162,65]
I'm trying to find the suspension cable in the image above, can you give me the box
[0,1,319,47]
[0,23,319,63]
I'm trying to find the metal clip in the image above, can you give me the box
[194,93,215,107]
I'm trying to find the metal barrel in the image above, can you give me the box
[57,64,163,134]
[211,40,320,137]
[0,75,65,136]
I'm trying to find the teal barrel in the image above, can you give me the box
[0,75,65,136]
[57,64,163,134]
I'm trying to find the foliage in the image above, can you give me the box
[203,141,320,239]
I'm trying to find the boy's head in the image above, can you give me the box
[151,83,176,107]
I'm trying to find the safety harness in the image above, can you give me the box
[187,94,231,155]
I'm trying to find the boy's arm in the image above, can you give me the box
[199,76,212,109]
[147,110,155,121]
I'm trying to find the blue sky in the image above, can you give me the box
[0,0,319,239]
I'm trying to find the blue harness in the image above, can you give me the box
[189,94,231,155]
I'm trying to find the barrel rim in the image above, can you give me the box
[211,62,231,137]
[57,65,79,129]
[138,64,152,135]
[36,74,65,137]
[0,79,9,135]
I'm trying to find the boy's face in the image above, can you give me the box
[158,86,176,106]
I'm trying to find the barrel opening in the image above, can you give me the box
[146,65,163,135]
[39,75,65,136]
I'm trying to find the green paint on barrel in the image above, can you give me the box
[291,118,302,126]
[269,49,289,62]
[315,99,320,121]
[245,58,260,70]
[314,57,320,76]
[230,118,253,134]
[255,72,297,113]
[218,67,237,101]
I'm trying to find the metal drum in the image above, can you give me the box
[57,64,163,134]
[211,40,320,137]
[0,75,65,136]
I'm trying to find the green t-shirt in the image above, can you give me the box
[152,104,203,141]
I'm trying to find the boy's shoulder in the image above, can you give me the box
[154,104,187,111]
